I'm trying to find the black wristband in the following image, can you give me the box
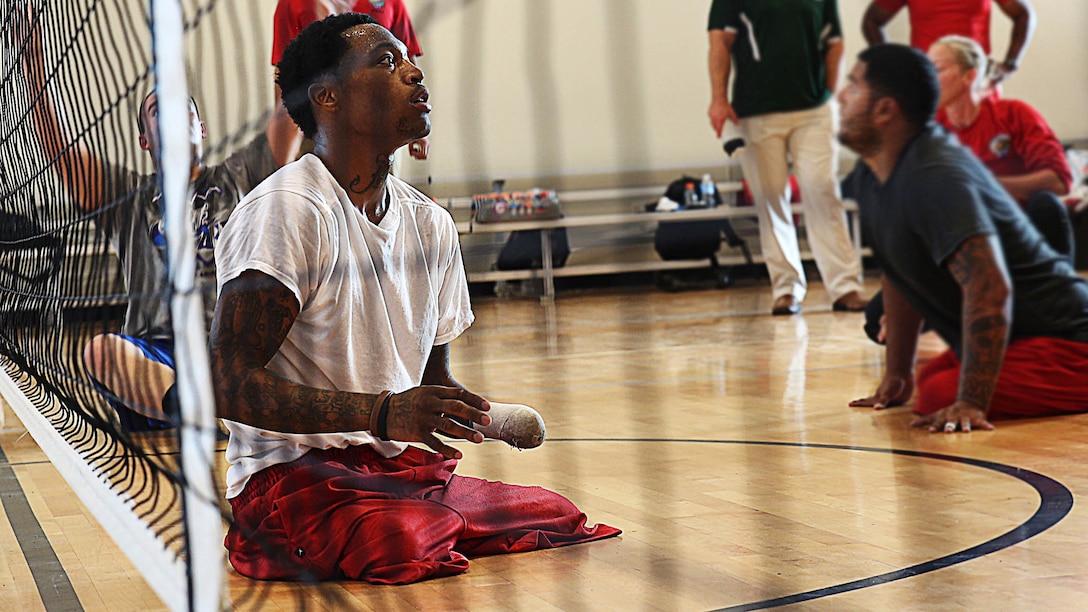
[376,392,394,440]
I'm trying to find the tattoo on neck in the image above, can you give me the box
[348,175,369,194]
[348,157,390,195]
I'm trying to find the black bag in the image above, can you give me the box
[0,210,64,284]
[654,175,725,261]
[495,228,571,271]
[654,220,722,261]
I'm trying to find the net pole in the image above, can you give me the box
[150,1,223,610]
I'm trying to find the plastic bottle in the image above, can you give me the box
[700,174,716,207]
[683,182,698,208]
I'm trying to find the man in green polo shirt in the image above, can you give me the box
[707,0,867,316]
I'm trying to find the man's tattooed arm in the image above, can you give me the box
[209,269,376,433]
[209,271,490,454]
[945,234,1013,413]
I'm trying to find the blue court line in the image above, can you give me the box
[550,438,1073,612]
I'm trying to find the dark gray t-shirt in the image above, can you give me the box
[850,124,1088,355]
[97,133,275,339]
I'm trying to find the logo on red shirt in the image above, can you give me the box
[988,134,1012,158]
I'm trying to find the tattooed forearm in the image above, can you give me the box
[209,270,375,433]
[959,314,1008,409]
[946,235,1012,411]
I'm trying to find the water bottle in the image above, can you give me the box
[683,182,698,208]
[700,174,716,207]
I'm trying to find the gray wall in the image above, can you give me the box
[246,1,1087,194]
[400,0,1088,192]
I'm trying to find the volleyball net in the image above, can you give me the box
[0,0,311,609]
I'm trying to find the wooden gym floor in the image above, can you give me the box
[2,276,1088,611]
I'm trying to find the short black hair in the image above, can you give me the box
[857,44,939,128]
[276,13,378,138]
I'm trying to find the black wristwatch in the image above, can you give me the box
[1002,59,1019,71]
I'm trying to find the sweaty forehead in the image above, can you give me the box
[343,23,406,55]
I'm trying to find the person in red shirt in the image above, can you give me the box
[930,34,1073,257]
[861,0,1036,87]
[267,0,429,166]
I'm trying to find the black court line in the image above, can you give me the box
[550,438,1074,612]
[0,444,83,612]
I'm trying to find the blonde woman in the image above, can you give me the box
[930,35,1073,255]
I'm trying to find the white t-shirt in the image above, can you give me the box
[215,155,474,498]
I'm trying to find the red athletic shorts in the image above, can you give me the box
[915,336,1088,419]
[226,444,621,584]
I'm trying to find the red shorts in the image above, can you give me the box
[226,444,620,584]
[915,337,1088,419]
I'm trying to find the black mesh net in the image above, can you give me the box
[0,0,348,608]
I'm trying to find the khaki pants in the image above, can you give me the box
[738,101,862,302]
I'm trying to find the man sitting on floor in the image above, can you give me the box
[209,13,619,583]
